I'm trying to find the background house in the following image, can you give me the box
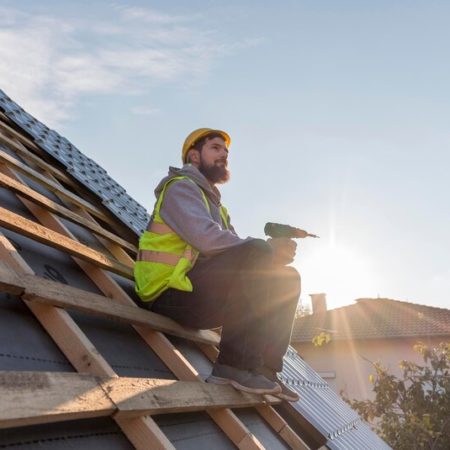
[291,294,450,401]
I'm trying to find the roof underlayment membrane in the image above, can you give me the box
[0,89,391,449]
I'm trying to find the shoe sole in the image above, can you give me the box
[275,391,300,402]
[274,381,300,402]
[207,375,282,395]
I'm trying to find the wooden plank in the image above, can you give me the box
[10,273,219,346]
[0,171,137,253]
[104,377,279,418]
[0,147,114,225]
[0,371,114,429]
[0,371,279,429]
[0,206,133,278]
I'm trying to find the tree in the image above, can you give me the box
[342,342,450,450]
[295,299,311,318]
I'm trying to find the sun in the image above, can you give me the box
[297,242,378,310]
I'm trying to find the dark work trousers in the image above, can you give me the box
[148,240,301,372]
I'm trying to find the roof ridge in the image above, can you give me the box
[293,298,450,342]
[355,297,450,312]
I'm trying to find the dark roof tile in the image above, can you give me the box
[0,89,150,236]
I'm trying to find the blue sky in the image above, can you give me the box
[1,0,449,310]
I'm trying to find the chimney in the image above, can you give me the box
[310,293,327,314]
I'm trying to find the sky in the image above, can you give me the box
[1,0,449,311]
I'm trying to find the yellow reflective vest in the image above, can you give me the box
[134,176,229,302]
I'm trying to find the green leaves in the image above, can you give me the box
[312,331,331,347]
[342,342,450,450]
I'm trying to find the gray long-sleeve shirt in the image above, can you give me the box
[152,164,252,256]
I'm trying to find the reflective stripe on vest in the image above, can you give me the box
[137,247,196,265]
[139,179,228,267]
[146,221,173,234]
[134,175,229,302]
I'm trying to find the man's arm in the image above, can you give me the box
[159,179,251,256]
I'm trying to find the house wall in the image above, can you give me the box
[292,336,448,401]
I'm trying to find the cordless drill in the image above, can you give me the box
[264,222,319,239]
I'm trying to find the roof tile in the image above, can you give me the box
[292,298,450,342]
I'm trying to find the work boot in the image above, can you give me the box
[258,367,300,402]
[206,363,282,395]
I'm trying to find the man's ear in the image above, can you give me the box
[187,148,200,165]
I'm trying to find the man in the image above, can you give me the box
[134,128,301,401]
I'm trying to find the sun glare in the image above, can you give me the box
[298,242,378,310]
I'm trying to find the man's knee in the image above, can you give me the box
[229,239,273,269]
[278,266,301,298]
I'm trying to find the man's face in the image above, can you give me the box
[198,136,230,184]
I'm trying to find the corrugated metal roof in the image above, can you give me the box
[281,348,392,449]
[0,89,149,236]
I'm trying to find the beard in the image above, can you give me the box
[199,159,230,184]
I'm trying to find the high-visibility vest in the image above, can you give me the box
[134,176,229,302]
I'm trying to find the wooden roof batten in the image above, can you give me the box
[0,117,309,449]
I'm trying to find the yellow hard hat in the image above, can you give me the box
[182,128,231,163]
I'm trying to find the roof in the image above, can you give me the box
[0,90,391,449]
[292,297,450,343]
[0,90,150,236]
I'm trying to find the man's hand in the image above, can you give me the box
[267,238,297,266]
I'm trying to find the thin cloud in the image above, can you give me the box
[130,106,160,116]
[0,4,263,128]
[116,5,199,25]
